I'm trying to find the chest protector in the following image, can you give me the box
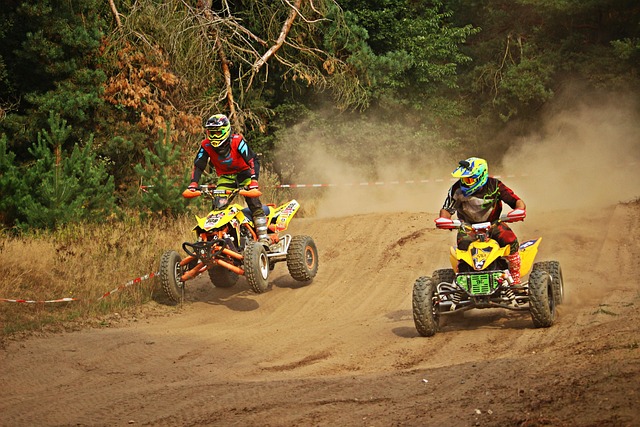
[201,135,252,175]
[453,179,502,223]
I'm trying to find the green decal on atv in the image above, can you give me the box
[456,271,502,296]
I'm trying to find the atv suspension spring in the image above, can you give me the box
[502,287,516,302]
[451,291,462,305]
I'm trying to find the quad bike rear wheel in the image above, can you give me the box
[528,269,556,328]
[208,265,239,288]
[286,235,319,282]
[244,241,270,293]
[412,276,440,337]
[159,250,184,304]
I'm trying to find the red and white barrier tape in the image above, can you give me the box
[140,174,527,191]
[0,297,82,304]
[276,179,445,188]
[273,175,526,188]
[97,271,159,301]
[0,271,159,304]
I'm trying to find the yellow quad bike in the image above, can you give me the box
[412,215,564,337]
[158,185,319,303]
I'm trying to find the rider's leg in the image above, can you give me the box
[246,197,269,243]
[456,230,473,250]
[493,224,521,285]
[214,175,236,209]
[237,173,269,244]
[505,252,521,285]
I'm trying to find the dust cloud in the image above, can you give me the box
[277,143,453,218]
[276,90,640,219]
[500,91,640,211]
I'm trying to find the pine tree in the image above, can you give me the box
[14,112,116,230]
[133,124,189,218]
[0,0,109,153]
[0,135,27,227]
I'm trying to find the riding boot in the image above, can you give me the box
[254,215,270,244]
[505,252,522,285]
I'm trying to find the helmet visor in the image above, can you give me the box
[461,176,478,186]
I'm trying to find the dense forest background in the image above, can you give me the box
[1,0,638,231]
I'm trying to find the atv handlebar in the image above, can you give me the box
[182,185,262,199]
[435,213,521,231]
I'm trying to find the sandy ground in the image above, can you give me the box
[1,195,639,426]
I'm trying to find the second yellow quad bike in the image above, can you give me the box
[158,185,319,303]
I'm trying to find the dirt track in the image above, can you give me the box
[1,196,639,426]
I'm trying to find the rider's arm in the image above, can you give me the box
[236,137,260,179]
[439,208,452,219]
[439,185,457,219]
[498,180,525,210]
[191,146,209,184]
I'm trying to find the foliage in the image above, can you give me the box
[0,135,26,226]
[101,39,202,141]
[0,213,195,338]
[261,0,480,169]
[611,38,640,61]
[132,125,190,218]
[1,0,639,231]
[451,0,640,130]
[332,0,478,119]
[0,0,110,154]
[10,113,116,231]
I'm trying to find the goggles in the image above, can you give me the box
[206,128,224,138]
[461,176,478,186]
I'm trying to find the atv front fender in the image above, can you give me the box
[519,237,542,276]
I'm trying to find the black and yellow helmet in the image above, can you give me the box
[204,114,231,148]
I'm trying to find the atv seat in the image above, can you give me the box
[241,205,272,221]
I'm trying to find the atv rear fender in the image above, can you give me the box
[269,200,300,232]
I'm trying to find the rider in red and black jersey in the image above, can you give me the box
[437,157,527,284]
[188,114,269,243]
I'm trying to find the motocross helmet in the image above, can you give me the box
[451,157,488,196]
[205,114,232,155]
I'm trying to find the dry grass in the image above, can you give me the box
[0,212,195,340]
[0,184,314,341]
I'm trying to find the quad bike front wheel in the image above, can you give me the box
[431,268,455,285]
[244,241,270,293]
[412,276,440,337]
[286,235,319,282]
[208,265,239,288]
[528,269,556,328]
[159,250,184,304]
[535,260,565,304]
